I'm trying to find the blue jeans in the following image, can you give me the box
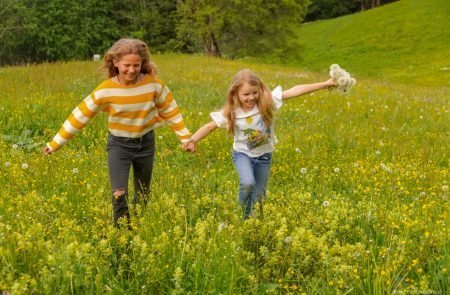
[232,150,272,219]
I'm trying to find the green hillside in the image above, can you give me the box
[292,0,450,86]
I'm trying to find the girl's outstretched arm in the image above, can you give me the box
[191,121,218,143]
[282,78,336,100]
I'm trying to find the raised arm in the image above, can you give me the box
[191,121,218,143]
[282,78,336,100]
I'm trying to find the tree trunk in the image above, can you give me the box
[203,32,221,57]
[361,0,367,11]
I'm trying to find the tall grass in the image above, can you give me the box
[0,55,448,294]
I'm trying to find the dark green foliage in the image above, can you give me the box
[305,0,399,21]
[305,0,361,21]
[127,0,179,53]
[176,0,311,60]
[0,0,31,65]
[0,0,401,65]
[1,0,122,64]
[0,0,181,65]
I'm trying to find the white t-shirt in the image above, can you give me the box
[210,86,283,157]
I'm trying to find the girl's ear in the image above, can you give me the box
[112,59,119,67]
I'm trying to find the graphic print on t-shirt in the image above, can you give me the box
[242,127,271,150]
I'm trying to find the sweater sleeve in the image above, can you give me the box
[46,93,103,152]
[154,82,192,143]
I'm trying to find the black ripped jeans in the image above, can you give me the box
[107,131,155,227]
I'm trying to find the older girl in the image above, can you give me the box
[44,38,193,227]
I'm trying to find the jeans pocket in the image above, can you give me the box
[259,153,272,162]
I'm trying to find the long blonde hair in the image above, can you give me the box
[101,38,157,78]
[223,69,275,134]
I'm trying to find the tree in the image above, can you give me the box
[21,0,121,62]
[176,0,311,59]
[0,0,30,65]
[0,0,123,65]
[175,0,223,56]
[116,0,178,52]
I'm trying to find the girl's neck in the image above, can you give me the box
[241,105,255,112]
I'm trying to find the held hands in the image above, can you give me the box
[181,141,196,153]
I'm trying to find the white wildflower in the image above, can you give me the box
[420,192,426,197]
[442,185,448,192]
[284,236,293,244]
[380,163,392,173]
[323,200,330,207]
[5,162,11,168]
[158,135,163,140]
[333,167,340,173]
[295,147,301,153]
[375,150,381,155]
[21,163,29,169]
[300,167,307,174]
[198,112,203,116]
[72,168,79,174]
[12,144,19,150]
[218,222,227,232]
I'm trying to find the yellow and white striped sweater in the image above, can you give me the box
[47,75,191,152]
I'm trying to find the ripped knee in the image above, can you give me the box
[113,188,127,198]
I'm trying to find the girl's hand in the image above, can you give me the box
[43,146,52,155]
[182,142,196,153]
[326,77,337,89]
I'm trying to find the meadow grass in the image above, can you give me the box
[257,0,450,87]
[0,55,449,294]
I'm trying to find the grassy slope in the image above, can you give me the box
[288,0,450,86]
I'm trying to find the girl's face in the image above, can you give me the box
[113,53,142,85]
[237,82,259,112]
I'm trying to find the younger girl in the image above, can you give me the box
[191,69,336,219]
[44,38,193,226]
